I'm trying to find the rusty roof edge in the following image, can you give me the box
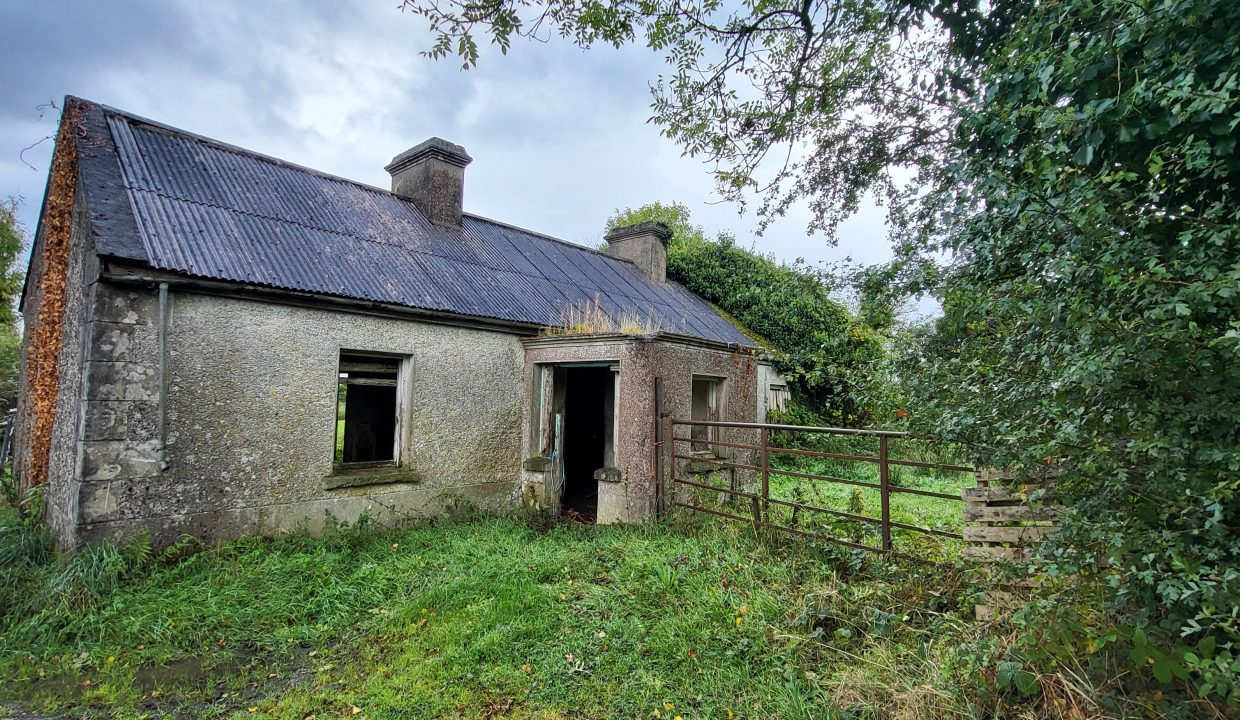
[650,330,758,353]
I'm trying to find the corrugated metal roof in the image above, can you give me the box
[80,99,752,344]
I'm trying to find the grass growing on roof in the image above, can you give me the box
[0,512,986,719]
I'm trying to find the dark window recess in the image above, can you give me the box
[691,376,722,453]
[335,353,399,465]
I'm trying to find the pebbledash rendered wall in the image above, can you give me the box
[520,334,759,524]
[64,283,526,548]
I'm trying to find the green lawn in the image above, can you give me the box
[0,512,985,719]
[766,457,973,559]
[682,435,974,561]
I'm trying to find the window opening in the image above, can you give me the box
[768,383,790,416]
[335,353,400,466]
[691,376,723,453]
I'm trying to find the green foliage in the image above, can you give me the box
[407,0,1240,707]
[0,199,25,327]
[400,0,977,240]
[1,516,992,718]
[889,0,1240,709]
[608,203,884,424]
[0,200,25,409]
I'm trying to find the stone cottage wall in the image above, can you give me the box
[656,340,760,506]
[520,335,759,524]
[13,181,100,546]
[520,336,654,524]
[71,286,526,547]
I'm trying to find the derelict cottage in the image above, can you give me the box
[15,97,784,549]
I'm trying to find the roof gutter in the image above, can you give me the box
[99,262,547,336]
[519,330,757,354]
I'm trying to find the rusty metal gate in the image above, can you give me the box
[662,419,974,559]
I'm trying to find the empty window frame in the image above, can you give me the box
[335,352,403,467]
[690,375,724,453]
[768,383,791,416]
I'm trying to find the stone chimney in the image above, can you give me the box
[605,222,671,283]
[385,138,472,226]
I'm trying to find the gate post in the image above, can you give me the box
[755,427,769,531]
[662,414,675,516]
[879,435,891,553]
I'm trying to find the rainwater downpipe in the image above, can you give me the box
[157,282,170,472]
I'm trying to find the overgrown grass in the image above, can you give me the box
[683,432,974,560]
[0,511,1004,719]
[766,454,973,559]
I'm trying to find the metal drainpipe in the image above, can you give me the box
[157,282,170,471]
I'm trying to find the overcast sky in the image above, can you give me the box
[0,0,895,287]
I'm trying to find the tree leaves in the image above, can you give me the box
[404,0,1240,706]
[895,0,1240,707]
[606,202,883,423]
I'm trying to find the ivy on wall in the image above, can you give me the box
[607,203,883,425]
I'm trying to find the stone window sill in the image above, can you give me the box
[323,464,421,490]
[686,450,729,474]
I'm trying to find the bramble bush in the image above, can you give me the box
[889,0,1240,711]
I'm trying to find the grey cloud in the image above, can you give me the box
[1,0,898,306]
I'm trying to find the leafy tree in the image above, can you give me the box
[402,0,992,240]
[608,202,884,425]
[0,201,25,410]
[406,0,1240,708]
[895,0,1240,708]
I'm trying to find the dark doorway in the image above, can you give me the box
[562,366,613,522]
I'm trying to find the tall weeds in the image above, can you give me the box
[539,296,664,336]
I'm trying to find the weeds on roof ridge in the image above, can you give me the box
[539,296,664,337]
